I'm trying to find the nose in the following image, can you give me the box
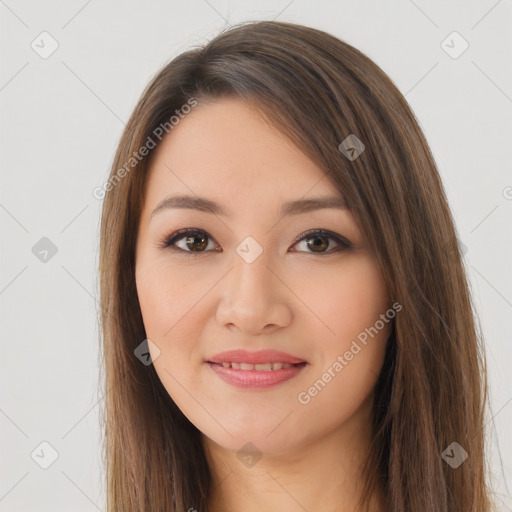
[215,249,292,335]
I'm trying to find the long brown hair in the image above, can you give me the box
[98,20,492,511]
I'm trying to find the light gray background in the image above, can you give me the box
[1,0,511,510]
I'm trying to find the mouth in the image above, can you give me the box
[206,361,308,389]
[204,349,308,389]
[206,349,308,367]
[207,361,307,371]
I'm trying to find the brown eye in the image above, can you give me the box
[291,229,351,254]
[162,228,218,255]
[183,232,208,251]
[305,234,329,252]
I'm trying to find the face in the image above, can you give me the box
[135,97,392,458]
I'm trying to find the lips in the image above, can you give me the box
[205,349,308,389]
[206,349,307,366]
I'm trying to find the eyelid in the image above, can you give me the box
[290,229,351,249]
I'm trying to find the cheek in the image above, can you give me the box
[334,266,390,347]
[294,253,390,349]
[135,260,194,379]
[135,260,205,404]
[135,257,208,337]
[296,255,390,405]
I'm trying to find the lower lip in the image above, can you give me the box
[207,362,307,389]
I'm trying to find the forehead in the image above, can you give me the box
[144,98,341,206]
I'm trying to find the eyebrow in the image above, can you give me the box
[150,194,348,219]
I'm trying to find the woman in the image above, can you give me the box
[98,20,492,511]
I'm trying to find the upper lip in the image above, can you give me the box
[206,349,307,365]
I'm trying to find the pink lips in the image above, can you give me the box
[206,349,308,389]
[207,349,307,365]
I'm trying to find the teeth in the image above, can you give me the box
[255,363,273,371]
[217,362,294,370]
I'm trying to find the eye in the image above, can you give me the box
[160,228,220,258]
[159,228,351,257]
[290,229,351,254]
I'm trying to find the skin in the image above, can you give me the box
[135,97,392,512]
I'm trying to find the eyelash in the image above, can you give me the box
[159,228,352,258]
